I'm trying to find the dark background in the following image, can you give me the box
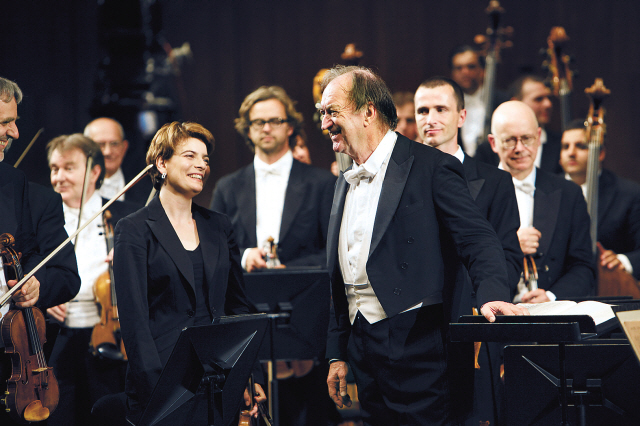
[3,0,638,207]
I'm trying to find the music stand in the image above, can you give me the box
[504,342,640,425]
[137,313,269,426]
[242,269,330,425]
[450,315,602,426]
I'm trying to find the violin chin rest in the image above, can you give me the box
[97,343,126,362]
[23,400,50,422]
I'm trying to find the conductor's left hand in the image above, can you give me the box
[480,300,530,322]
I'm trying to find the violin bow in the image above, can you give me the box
[13,128,44,168]
[0,164,154,308]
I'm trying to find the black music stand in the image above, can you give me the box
[504,342,640,425]
[243,269,330,426]
[450,315,606,426]
[137,313,269,426]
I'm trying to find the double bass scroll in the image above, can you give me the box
[543,27,575,132]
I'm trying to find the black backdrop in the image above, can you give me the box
[3,0,639,207]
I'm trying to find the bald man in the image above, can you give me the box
[84,117,153,206]
[489,101,594,303]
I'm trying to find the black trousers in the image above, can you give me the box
[347,304,460,426]
[46,327,126,426]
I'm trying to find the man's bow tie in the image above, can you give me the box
[343,165,375,186]
[514,181,535,195]
[256,166,282,178]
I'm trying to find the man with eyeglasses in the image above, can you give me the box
[84,117,153,206]
[477,75,563,175]
[210,86,336,426]
[211,85,335,274]
[489,101,594,303]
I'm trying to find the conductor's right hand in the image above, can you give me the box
[327,361,352,408]
[245,247,267,272]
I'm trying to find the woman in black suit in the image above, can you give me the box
[103,122,264,424]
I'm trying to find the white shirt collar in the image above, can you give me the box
[453,145,465,164]
[254,149,293,176]
[356,130,397,176]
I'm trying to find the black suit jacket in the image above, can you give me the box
[532,168,595,297]
[113,196,251,420]
[210,158,335,267]
[474,129,564,175]
[597,169,640,279]
[325,135,510,362]
[28,183,80,309]
[122,167,154,207]
[462,156,523,296]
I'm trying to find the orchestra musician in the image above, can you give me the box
[0,77,44,426]
[414,77,522,425]
[320,65,527,425]
[210,86,335,273]
[45,134,137,426]
[449,45,509,157]
[210,86,337,426]
[393,91,420,142]
[84,117,154,207]
[103,121,265,425]
[560,119,640,279]
[477,75,564,175]
[488,101,595,303]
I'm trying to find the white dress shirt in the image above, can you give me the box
[63,192,108,328]
[460,87,485,157]
[241,150,293,269]
[339,131,397,324]
[534,128,548,170]
[0,262,8,318]
[99,167,126,201]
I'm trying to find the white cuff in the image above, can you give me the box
[617,254,633,275]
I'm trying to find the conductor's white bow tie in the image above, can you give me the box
[343,164,375,185]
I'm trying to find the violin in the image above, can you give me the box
[89,210,127,361]
[0,233,59,423]
[238,374,271,426]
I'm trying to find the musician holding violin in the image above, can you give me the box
[45,134,138,426]
[100,122,264,425]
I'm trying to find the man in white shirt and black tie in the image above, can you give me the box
[488,101,594,303]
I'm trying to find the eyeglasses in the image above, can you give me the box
[249,118,289,131]
[501,135,537,150]
[97,141,125,150]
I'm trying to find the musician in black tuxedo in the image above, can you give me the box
[476,75,563,175]
[107,122,263,425]
[210,86,335,273]
[560,120,640,279]
[320,66,527,425]
[489,101,595,304]
[84,117,154,206]
[414,77,523,425]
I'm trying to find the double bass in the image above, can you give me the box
[542,27,575,132]
[474,0,513,144]
[583,79,640,298]
[0,233,59,423]
[89,210,127,361]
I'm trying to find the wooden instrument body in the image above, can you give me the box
[1,307,59,423]
[90,270,127,361]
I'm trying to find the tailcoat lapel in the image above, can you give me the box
[369,140,414,257]
[327,171,349,274]
[280,160,305,242]
[463,158,484,201]
[533,171,562,258]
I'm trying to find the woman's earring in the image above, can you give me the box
[161,172,167,179]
